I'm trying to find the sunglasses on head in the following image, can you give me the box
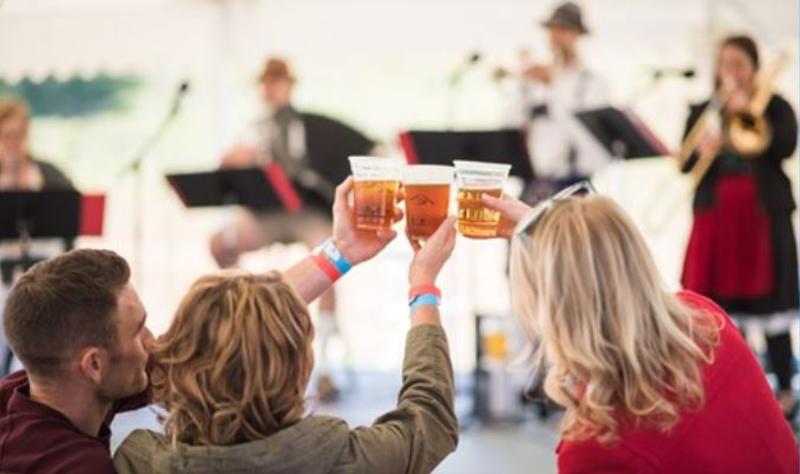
[513,180,597,240]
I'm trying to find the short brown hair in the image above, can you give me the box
[0,98,30,128]
[151,271,314,446]
[4,249,131,377]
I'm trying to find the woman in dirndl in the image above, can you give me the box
[681,34,799,421]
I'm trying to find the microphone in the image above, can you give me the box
[168,80,191,117]
[449,51,482,87]
[652,68,696,80]
[119,79,191,178]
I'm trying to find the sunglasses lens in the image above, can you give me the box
[515,181,596,239]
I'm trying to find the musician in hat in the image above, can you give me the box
[505,2,610,202]
[210,57,377,401]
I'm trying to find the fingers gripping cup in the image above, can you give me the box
[403,165,454,239]
[454,160,512,239]
[348,156,404,231]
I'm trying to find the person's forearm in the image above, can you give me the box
[395,323,458,471]
[283,255,332,304]
[410,305,441,327]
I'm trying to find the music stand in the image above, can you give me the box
[575,107,671,159]
[166,164,303,212]
[0,191,81,239]
[398,129,533,180]
[0,190,89,283]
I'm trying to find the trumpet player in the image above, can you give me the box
[680,35,799,421]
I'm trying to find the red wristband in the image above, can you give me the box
[408,284,442,301]
[311,253,341,282]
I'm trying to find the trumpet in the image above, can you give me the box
[676,51,787,185]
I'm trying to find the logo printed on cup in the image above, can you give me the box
[454,160,512,239]
[348,156,404,231]
[403,165,454,239]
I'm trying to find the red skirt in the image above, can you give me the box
[681,175,774,300]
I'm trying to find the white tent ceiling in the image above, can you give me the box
[0,0,245,81]
[1,0,796,83]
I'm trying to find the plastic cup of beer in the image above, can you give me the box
[403,165,454,239]
[348,156,404,231]
[454,160,512,239]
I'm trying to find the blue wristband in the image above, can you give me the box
[319,239,352,275]
[409,293,441,313]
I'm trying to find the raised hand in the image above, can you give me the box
[481,194,532,239]
[408,216,457,286]
[332,177,404,265]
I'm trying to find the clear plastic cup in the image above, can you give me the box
[348,156,404,231]
[403,165,454,239]
[453,160,512,239]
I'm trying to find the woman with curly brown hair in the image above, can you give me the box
[113,179,459,474]
[484,184,797,473]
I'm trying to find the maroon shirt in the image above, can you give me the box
[557,291,799,474]
[0,371,148,474]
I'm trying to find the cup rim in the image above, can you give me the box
[403,164,455,184]
[453,160,512,173]
[348,155,405,167]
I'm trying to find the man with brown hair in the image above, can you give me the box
[0,249,152,473]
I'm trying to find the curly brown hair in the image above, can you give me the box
[150,271,315,447]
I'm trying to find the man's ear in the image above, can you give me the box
[78,347,109,385]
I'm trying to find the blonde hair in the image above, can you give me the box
[0,98,29,128]
[150,271,315,447]
[510,196,719,443]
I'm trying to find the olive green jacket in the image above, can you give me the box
[112,324,457,474]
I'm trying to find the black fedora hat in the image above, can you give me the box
[541,2,589,34]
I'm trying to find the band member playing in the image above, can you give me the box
[0,98,75,375]
[209,57,377,400]
[680,35,798,421]
[0,98,72,192]
[505,2,610,202]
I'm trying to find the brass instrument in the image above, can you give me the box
[725,51,788,157]
[643,51,788,234]
[675,51,788,185]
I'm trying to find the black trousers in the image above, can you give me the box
[766,331,796,391]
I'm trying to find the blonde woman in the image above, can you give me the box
[0,98,72,191]
[112,180,459,474]
[484,184,798,473]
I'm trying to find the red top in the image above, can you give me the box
[0,371,148,474]
[557,291,798,474]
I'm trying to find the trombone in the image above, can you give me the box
[676,51,788,185]
[643,51,788,234]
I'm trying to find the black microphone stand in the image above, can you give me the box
[446,52,482,129]
[119,81,189,286]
